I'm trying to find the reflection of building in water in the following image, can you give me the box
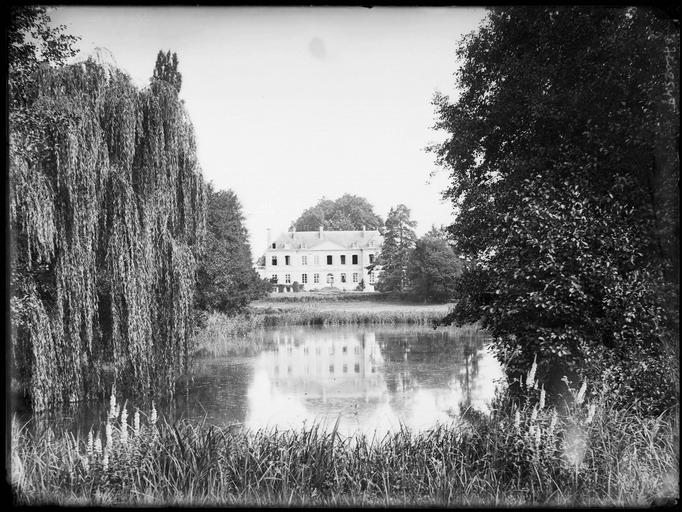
[258,331,386,402]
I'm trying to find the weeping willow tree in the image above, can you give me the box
[10,54,206,411]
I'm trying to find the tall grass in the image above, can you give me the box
[11,384,678,506]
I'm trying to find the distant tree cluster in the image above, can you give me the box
[290,197,463,301]
[291,194,383,231]
[430,6,679,413]
[196,184,271,315]
[373,205,463,302]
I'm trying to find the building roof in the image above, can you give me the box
[270,229,382,250]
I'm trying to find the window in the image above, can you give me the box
[340,255,346,264]
[342,346,347,354]
[302,273,308,284]
[271,243,276,249]
[327,255,333,265]
[369,253,375,264]
[369,271,375,284]
[285,255,290,265]
[271,274,278,283]
[271,256,277,266]
[285,274,291,284]
[302,255,307,265]
[354,346,360,355]
[340,273,346,283]
[329,365,334,374]
[352,273,358,283]
[352,255,358,264]
[343,364,348,374]
[326,273,334,285]
[313,273,320,284]
[354,363,360,373]
[314,255,320,265]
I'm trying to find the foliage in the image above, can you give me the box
[430,6,679,414]
[407,227,463,303]
[12,383,678,506]
[151,50,182,93]
[374,204,417,293]
[291,194,383,231]
[9,10,206,411]
[8,6,79,112]
[196,184,270,315]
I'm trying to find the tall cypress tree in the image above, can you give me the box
[375,205,417,293]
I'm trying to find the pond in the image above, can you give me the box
[16,326,505,437]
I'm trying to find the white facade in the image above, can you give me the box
[263,226,381,292]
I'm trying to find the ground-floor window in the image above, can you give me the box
[352,273,358,283]
[301,273,308,284]
[313,273,319,283]
[271,274,278,283]
[340,273,346,283]
[285,274,291,284]
[326,273,334,285]
[369,271,375,284]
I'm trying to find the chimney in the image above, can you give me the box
[319,226,324,239]
[291,226,296,239]
[362,225,366,237]
[267,228,271,247]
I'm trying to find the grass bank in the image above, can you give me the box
[11,385,678,506]
[192,301,465,357]
[250,300,452,326]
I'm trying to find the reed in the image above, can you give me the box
[11,386,678,506]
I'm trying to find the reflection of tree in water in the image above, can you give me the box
[457,338,483,407]
[376,330,487,393]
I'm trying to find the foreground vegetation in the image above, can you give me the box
[11,379,678,506]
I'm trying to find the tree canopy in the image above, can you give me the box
[196,184,270,314]
[291,194,383,231]
[431,7,679,413]
[152,50,182,92]
[9,9,206,410]
[374,205,417,293]
[407,227,463,303]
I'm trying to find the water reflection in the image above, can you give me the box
[243,326,504,435]
[15,326,505,437]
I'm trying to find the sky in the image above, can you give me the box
[48,6,488,255]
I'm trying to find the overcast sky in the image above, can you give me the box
[49,6,487,254]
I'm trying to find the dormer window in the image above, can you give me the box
[271,243,276,249]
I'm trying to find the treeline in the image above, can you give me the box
[8,7,266,411]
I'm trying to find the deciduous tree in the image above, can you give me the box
[430,6,679,413]
[407,227,463,303]
[291,194,383,231]
[196,185,270,314]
